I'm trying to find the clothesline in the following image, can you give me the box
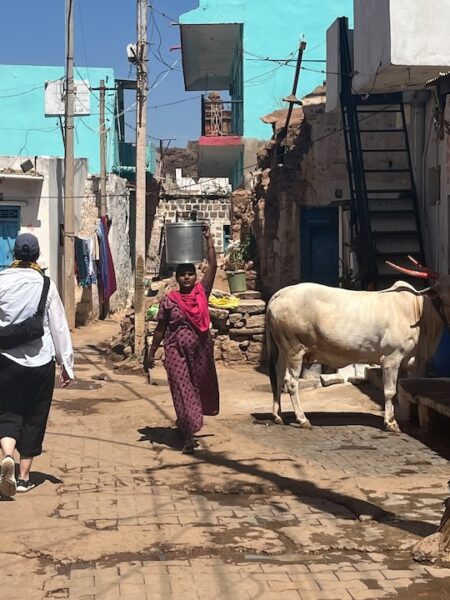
[74,217,117,301]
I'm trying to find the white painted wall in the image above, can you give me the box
[326,20,354,113]
[404,92,450,275]
[353,0,450,93]
[326,19,341,113]
[0,156,88,291]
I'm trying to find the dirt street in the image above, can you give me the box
[1,319,450,600]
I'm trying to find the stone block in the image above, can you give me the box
[252,334,265,342]
[245,314,266,329]
[235,291,262,300]
[245,353,261,364]
[320,373,345,387]
[221,340,243,362]
[229,327,265,339]
[248,339,263,351]
[209,307,229,321]
[213,344,222,361]
[229,313,243,324]
[232,299,266,315]
[239,340,250,350]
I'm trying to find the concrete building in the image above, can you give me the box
[0,64,157,320]
[326,0,450,277]
[0,65,117,174]
[179,0,352,189]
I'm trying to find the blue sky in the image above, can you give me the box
[0,1,199,147]
[0,1,334,148]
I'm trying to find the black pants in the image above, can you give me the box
[0,355,55,457]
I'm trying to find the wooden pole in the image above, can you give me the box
[99,79,109,319]
[99,79,107,218]
[134,0,148,353]
[64,0,75,329]
[282,39,307,138]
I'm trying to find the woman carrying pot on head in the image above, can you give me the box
[145,225,219,454]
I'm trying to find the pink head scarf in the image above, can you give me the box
[168,282,210,332]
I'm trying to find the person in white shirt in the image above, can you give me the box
[0,233,74,497]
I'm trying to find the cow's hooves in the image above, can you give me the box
[273,415,284,425]
[299,419,312,430]
[385,421,401,433]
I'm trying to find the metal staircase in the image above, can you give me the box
[339,17,424,290]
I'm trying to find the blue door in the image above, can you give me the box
[0,207,20,270]
[301,207,339,286]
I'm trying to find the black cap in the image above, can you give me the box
[13,233,40,261]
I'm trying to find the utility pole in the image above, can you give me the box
[134,0,148,353]
[99,79,107,218]
[64,0,75,329]
[99,79,108,320]
[282,39,307,138]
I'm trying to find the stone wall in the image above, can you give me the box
[231,188,254,241]
[106,174,133,311]
[147,196,231,276]
[75,174,132,324]
[250,85,411,297]
[208,294,266,365]
[251,88,350,296]
[108,292,267,367]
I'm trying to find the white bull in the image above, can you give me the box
[266,271,450,432]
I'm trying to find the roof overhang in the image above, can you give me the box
[0,173,44,182]
[180,23,242,91]
[198,136,243,178]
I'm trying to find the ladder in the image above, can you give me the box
[339,17,424,290]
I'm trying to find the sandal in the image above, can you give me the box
[182,439,195,454]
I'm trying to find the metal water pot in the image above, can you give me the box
[165,221,204,266]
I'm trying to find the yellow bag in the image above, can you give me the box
[209,295,240,309]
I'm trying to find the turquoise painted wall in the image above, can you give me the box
[180,0,353,140]
[0,65,117,173]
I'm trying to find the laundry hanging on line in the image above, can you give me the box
[97,216,117,301]
[75,237,97,287]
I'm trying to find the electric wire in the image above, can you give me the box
[167,103,399,192]
[148,4,178,23]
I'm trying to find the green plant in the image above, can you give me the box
[224,237,251,271]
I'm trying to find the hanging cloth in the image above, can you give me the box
[97,216,117,301]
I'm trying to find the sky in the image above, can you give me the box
[0,1,333,149]
[0,0,199,148]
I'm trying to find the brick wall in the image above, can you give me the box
[148,196,231,275]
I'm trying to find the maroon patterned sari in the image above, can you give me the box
[157,283,219,438]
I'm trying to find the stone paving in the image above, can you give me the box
[1,323,450,599]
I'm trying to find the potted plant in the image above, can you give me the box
[224,238,250,293]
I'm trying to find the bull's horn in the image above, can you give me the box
[417,287,433,295]
[407,255,439,279]
[385,260,430,279]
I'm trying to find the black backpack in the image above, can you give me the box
[0,275,51,350]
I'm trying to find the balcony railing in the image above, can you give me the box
[201,96,243,137]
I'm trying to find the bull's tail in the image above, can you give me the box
[266,313,279,396]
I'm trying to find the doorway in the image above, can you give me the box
[0,207,20,270]
[300,206,339,286]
